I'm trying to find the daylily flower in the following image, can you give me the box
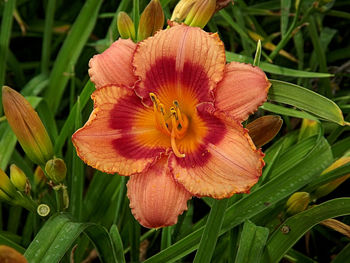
[72,23,270,228]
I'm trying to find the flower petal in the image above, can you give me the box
[72,85,170,175]
[133,23,226,107]
[169,107,264,198]
[88,39,137,89]
[214,62,271,121]
[127,157,192,228]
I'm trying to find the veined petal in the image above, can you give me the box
[88,39,137,89]
[214,62,271,121]
[127,157,192,228]
[169,107,264,198]
[72,85,170,175]
[133,23,226,108]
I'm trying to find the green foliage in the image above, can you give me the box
[0,0,349,262]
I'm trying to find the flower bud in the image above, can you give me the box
[2,86,54,165]
[138,0,164,41]
[117,12,136,40]
[45,158,67,183]
[184,0,216,28]
[246,115,283,148]
[10,164,30,193]
[171,0,197,22]
[298,119,320,142]
[0,245,27,263]
[215,0,234,12]
[312,156,350,200]
[34,166,47,189]
[286,192,310,215]
[0,168,18,199]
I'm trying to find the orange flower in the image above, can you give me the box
[72,23,270,228]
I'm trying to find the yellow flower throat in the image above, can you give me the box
[150,93,188,158]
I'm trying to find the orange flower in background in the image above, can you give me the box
[72,23,270,228]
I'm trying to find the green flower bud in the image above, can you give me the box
[34,166,47,189]
[138,0,164,41]
[10,164,29,192]
[312,156,350,200]
[117,12,135,40]
[184,0,216,28]
[2,86,54,165]
[286,192,310,215]
[45,158,67,183]
[0,168,18,199]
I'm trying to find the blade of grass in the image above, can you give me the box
[44,0,102,113]
[70,97,84,220]
[110,224,126,263]
[193,199,229,263]
[234,220,269,263]
[133,0,140,41]
[0,0,16,115]
[280,0,291,37]
[261,102,318,121]
[161,226,173,250]
[226,52,333,78]
[41,0,56,74]
[307,17,332,97]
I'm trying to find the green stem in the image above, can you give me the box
[269,1,313,60]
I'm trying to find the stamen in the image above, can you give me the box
[171,117,186,158]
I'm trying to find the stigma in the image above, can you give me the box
[150,93,188,158]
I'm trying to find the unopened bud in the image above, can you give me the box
[117,12,135,40]
[0,168,18,199]
[10,164,30,193]
[34,166,47,189]
[2,86,54,165]
[184,0,216,28]
[312,156,350,200]
[298,119,320,142]
[247,115,283,148]
[138,0,164,41]
[45,158,67,183]
[171,0,197,22]
[215,0,234,12]
[286,192,310,215]
[0,245,27,263]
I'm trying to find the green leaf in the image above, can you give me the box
[253,40,262,67]
[110,224,126,263]
[234,220,269,263]
[24,213,117,263]
[262,198,350,263]
[194,199,229,263]
[0,0,16,115]
[226,52,333,78]
[44,0,102,113]
[268,80,346,125]
[0,123,17,170]
[70,97,84,220]
[261,102,318,121]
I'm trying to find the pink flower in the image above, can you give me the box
[72,23,270,228]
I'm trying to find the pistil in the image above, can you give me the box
[150,93,188,158]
